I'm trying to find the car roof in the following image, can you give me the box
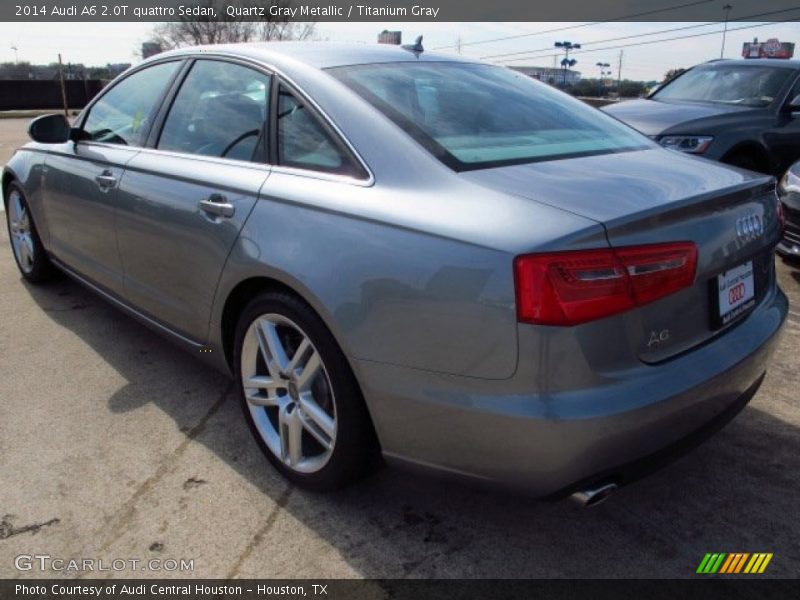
[155,41,475,70]
[699,58,800,69]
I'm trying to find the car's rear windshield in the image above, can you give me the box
[327,62,651,171]
[652,64,793,107]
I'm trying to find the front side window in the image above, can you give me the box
[277,87,364,177]
[159,60,270,162]
[653,64,793,107]
[82,61,179,146]
[329,62,650,171]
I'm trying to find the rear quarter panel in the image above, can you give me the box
[213,177,519,380]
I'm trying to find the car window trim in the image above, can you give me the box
[75,57,187,147]
[144,58,195,149]
[272,78,369,181]
[157,50,374,184]
[268,73,279,165]
[149,56,273,165]
[79,49,374,186]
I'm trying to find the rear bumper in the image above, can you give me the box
[354,285,787,497]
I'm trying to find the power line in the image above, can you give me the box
[483,22,716,60]
[494,16,800,65]
[430,0,715,50]
[481,7,800,60]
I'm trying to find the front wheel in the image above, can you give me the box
[234,291,378,491]
[4,182,53,283]
[724,150,767,174]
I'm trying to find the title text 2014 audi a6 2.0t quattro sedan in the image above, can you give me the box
[2,42,787,505]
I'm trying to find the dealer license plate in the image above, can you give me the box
[716,261,755,326]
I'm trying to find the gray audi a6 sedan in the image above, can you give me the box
[2,42,787,503]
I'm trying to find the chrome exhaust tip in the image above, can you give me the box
[570,482,618,507]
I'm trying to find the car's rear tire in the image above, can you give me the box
[4,182,54,283]
[233,290,378,491]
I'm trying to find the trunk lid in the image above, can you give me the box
[462,148,781,362]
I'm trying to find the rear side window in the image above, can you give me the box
[82,61,179,146]
[159,60,270,163]
[277,87,365,178]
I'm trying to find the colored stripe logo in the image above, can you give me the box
[697,553,773,574]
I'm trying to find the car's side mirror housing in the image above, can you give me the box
[27,113,73,143]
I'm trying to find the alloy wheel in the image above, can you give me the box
[240,313,337,473]
[7,189,35,274]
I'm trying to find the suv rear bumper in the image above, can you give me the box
[354,286,787,497]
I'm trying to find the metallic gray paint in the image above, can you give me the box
[2,43,788,495]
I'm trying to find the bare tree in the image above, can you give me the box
[663,68,687,83]
[146,0,315,54]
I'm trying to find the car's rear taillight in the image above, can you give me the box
[514,242,697,326]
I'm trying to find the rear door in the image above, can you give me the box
[116,58,271,341]
[43,60,182,294]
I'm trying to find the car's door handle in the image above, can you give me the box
[199,194,235,218]
[94,170,117,190]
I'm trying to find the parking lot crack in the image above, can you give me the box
[225,485,293,579]
[97,382,233,553]
[0,514,60,539]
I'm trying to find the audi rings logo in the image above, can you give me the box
[735,212,764,242]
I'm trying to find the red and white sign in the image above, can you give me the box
[742,38,795,59]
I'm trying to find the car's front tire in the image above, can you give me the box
[233,291,378,491]
[4,182,53,283]
[723,149,768,174]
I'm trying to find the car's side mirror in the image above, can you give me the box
[27,113,73,143]
[784,94,800,113]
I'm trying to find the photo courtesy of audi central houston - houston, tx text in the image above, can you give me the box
[1,0,799,596]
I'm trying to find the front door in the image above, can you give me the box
[42,60,182,295]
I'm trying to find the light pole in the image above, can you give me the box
[11,45,18,64]
[555,41,580,86]
[596,62,611,96]
[721,4,733,58]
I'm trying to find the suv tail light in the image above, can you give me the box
[514,242,698,326]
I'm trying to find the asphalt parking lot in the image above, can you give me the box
[0,119,32,166]
[1,118,800,579]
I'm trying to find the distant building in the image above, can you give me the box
[378,30,402,45]
[511,66,582,86]
[742,38,795,59]
[141,42,163,59]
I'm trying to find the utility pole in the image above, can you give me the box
[616,50,623,97]
[456,37,462,55]
[58,53,68,117]
[721,4,733,58]
[596,62,611,97]
[11,45,18,64]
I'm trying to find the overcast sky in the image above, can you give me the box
[0,21,796,81]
